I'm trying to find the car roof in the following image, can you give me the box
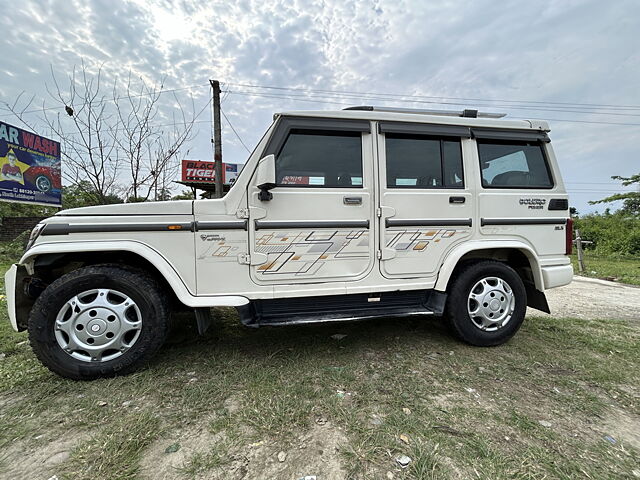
[276,109,550,132]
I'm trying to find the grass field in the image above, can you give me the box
[0,254,639,479]
[571,252,640,286]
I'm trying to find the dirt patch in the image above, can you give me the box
[0,431,87,479]
[139,424,221,480]
[601,408,640,450]
[140,418,348,480]
[225,423,348,480]
[527,276,640,323]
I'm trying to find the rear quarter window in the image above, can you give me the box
[478,140,553,189]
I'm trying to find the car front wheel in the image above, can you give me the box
[28,265,169,380]
[445,261,527,346]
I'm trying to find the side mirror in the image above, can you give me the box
[255,154,276,201]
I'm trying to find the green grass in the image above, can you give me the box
[1,249,639,479]
[571,252,640,285]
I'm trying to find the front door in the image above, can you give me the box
[377,122,474,279]
[247,117,375,285]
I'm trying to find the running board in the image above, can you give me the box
[236,290,446,327]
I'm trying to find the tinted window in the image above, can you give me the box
[385,134,463,188]
[478,140,553,188]
[276,130,362,187]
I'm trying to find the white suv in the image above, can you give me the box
[5,107,573,379]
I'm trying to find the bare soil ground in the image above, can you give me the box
[1,273,639,479]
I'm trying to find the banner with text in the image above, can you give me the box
[0,121,61,207]
[181,160,241,184]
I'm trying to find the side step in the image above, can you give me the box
[236,290,447,327]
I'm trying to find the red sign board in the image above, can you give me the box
[181,160,221,183]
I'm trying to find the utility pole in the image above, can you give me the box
[210,79,223,198]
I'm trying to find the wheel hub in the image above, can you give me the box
[54,288,142,362]
[467,276,515,331]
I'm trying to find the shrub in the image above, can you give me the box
[575,212,640,257]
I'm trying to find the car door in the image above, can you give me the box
[247,116,375,285]
[377,121,474,279]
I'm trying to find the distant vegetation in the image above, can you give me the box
[575,211,640,257]
[575,172,640,257]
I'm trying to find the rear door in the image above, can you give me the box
[377,122,474,279]
[247,117,375,285]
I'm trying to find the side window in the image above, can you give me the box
[275,129,363,187]
[385,134,464,188]
[478,140,553,188]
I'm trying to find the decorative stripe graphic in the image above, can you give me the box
[385,228,462,253]
[255,230,369,276]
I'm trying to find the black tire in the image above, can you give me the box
[445,261,526,346]
[28,265,169,380]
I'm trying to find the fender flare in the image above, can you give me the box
[434,240,544,292]
[20,240,249,308]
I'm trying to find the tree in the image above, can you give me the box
[171,189,195,200]
[4,61,201,204]
[113,73,196,201]
[62,181,123,209]
[0,202,57,218]
[589,174,640,216]
[7,63,121,204]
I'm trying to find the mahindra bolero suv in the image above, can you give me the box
[5,107,574,379]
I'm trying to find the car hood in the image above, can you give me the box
[54,200,194,217]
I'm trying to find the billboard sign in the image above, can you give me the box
[181,160,241,184]
[0,121,61,207]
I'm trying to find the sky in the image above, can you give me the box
[0,0,638,213]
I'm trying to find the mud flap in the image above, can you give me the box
[525,281,550,314]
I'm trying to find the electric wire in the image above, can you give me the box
[0,83,209,118]
[225,91,640,126]
[225,82,640,111]
[220,107,252,154]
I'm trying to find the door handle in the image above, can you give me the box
[449,196,465,204]
[343,196,362,205]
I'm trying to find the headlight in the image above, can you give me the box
[25,223,45,251]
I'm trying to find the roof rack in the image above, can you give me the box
[343,106,506,119]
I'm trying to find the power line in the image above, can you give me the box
[0,83,209,119]
[227,88,640,118]
[226,90,640,127]
[220,107,251,154]
[225,82,640,111]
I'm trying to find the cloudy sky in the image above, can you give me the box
[0,0,638,212]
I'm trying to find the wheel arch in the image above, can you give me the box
[435,241,544,293]
[18,240,248,320]
[21,241,192,313]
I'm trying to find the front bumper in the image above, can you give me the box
[541,264,573,289]
[4,265,18,331]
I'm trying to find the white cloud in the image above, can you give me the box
[0,0,638,211]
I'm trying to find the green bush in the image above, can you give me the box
[0,230,30,264]
[575,212,640,257]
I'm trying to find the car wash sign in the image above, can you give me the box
[181,160,241,184]
[0,121,61,207]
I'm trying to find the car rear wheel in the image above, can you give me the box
[445,261,526,346]
[28,265,169,380]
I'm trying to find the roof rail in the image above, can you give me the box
[343,106,506,119]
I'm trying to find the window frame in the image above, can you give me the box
[274,129,365,189]
[477,139,555,190]
[263,116,369,189]
[383,132,466,190]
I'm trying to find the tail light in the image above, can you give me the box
[565,218,574,255]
